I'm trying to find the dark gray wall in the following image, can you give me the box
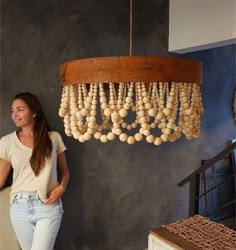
[1,0,235,249]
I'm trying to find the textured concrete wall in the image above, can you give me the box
[1,0,235,249]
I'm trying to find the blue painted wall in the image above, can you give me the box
[0,0,235,249]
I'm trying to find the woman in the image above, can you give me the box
[0,92,70,250]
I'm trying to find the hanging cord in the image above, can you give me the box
[129,0,133,56]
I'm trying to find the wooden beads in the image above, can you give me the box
[59,82,203,145]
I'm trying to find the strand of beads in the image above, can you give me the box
[122,82,135,130]
[169,83,181,142]
[69,85,79,139]
[149,82,158,124]
[83,83,97,141]
[142,82,154,142]
[77,84,92,142]
[59,85,71,136]
[163,82,177,142]
[155,82,167,143]
[76,84,84,135]
[136,82,146,140]
[94,83,104,140]
[101,83,117,142]
[67,86,74,136]
[150,83,163,145]
[119,82,138,144]
[119,83,128,131]
[190,83,203,138]
[133,83,143,142]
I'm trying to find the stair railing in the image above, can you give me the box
[178,141,236,227]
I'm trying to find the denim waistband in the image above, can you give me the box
[13,192,64,213]
[15,192,40,200]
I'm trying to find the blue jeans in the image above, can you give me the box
[10,192,63,250]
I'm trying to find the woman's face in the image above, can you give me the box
[11,98,36,128]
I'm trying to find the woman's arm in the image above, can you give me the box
[57,152,70,191]
[0,159,12,189]
[45,152,70,205]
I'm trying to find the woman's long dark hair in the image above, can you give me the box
[14,92,52,176]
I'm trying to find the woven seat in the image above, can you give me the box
[149,215,236,250]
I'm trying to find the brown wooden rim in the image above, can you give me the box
[60,56,203,86]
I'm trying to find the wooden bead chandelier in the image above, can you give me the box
[58,0,203,145]
[59,56,203,145]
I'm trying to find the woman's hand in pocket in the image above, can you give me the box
[44,185,65,205]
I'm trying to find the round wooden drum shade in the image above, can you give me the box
[60,56,203,86]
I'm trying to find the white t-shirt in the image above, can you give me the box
[0,131,66,204]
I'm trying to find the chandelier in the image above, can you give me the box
[58,1,203,146]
